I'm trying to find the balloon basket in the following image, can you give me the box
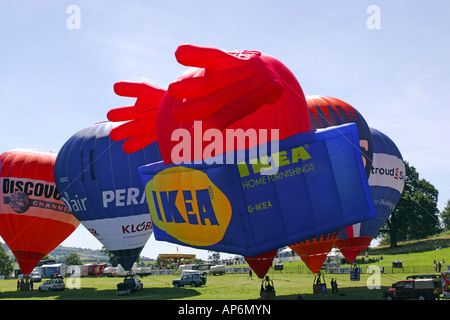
[313,272,327,294]
[350,264,361,281]
[260,276,276,300]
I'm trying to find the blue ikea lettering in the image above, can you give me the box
[152,189,219,226]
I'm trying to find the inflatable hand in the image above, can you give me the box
[107,81,165,153]
[167,44,285,132]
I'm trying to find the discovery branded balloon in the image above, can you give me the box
[139,123,376,257]
[54,122,162,270]
[0,149,80,274]
[336,128,405,262]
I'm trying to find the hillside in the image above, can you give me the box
[1,243,108,264]
[46,246,108,263]
[368,235,450,255]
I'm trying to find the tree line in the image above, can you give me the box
[378,161,450,247]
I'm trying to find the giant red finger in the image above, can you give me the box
[202,80,284,132]
[168,64,263,100]
[122,127,158,154]
[107,104,158,122]
[113,81,165,100]
[109,112,158,141]
[172,73,283,122]
[174,44,253,70]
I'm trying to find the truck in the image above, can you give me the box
[384,279,440,300]
[40,263,66,278]
[406,274,442,295]
[209,265,226,275]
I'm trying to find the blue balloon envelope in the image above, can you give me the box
[54,122,162,270]
[139,123,377,257]
[336,127,405,262]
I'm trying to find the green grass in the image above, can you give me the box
[1,236,448,300]
[0,272,427,300]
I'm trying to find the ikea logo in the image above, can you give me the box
[151,189,219,226]
[145,167,232,246]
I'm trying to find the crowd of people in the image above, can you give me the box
[17,278,34,291]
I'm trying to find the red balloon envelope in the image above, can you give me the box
[0,149,80,274]
[289,230,341,274]
[244,250,278,279]
[108,45,311,160]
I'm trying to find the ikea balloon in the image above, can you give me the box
[0,149,80,274]
[54,122,162,270]
[107,45,310,164]
[288,95,374,272]
[139,123,376,257]
[108,44,311,276]
[335,128,405,262]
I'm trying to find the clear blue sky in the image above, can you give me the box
[1,1,449,260]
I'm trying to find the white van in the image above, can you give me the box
[39,278,65,292]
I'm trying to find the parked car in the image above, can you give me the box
[39,278,65,292]
[116,277,143,295]
[173,273,207,287]
[384,279,440,300]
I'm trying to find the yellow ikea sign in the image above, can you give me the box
[145,167,232,246]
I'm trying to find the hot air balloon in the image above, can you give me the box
[0,149,80,274]
[335,128,405,262]
[108,44,310,277]
[289,230,341,274]
[108,45,375,275]
[244,250,278,279]
[287,95,374,273]
[54,122,162,270]
[139,123,376,257]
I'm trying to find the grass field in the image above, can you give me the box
[0,272,409,300]
[1,237,449,301]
